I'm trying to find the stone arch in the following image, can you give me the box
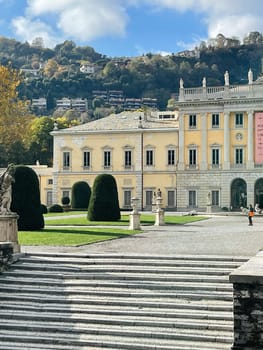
[231,178,247,210]
[254,178,263,208]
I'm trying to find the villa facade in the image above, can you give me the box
[48,70,263,212]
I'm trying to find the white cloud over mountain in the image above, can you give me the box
[11,0,263,48]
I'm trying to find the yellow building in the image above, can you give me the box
[176,69,263,211]
[51,111,178,211]
[50,69,263,212]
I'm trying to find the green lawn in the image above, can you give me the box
[18,227,140,246]
[18,213,207,246]
[45,213,207,226]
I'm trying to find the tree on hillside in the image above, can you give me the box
[88,174,120,221]
[11,165,44,230]
[0,65,34,166]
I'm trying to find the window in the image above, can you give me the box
[145,190,153,207]
[189,149,196,167]
[48,179,53,185]
[212,114,219,128]
[212,149,219,166]
[104,150,111,167]
[189,114,197,128]
[125,150,132,168]
[235,148,243,165]
[189,190,196,207]
[83,151,90,168]
[63,151,70,169]
[235,113,243,128]
[124,190,132,207]
[46,191,52,206]
[146,150,154,166]
[168,149,175,165]
[212,190,219,206]
[62,190,70,198]
[167,190,176,207]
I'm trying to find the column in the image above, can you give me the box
[200,113,207,170]
[247,110,254,169]
[178,112,185,170]
[223,112,230,170]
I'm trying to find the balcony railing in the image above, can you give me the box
[179,83,263,102]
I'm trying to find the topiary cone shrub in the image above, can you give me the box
[88,174,120,221]
[71,181,91,210]
[11,165,44,230]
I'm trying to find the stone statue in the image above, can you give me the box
[202,77,206,88]
[0,164,15,215]
[248,68,253,84]
[179,78,184,89]
[224,71,229,86]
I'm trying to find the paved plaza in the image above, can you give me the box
[22,214,263,258]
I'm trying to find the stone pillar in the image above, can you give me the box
[0,214,20,253]
[229,252,263,349]
[247,110,254,170]
[223,112,230,170]
[178,112,185,170]
[129,197,141,230]
[200,113,207,170]
[154,194,165,226]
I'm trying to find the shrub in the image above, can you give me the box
[49,204,64,213]
[11,165,44,230]
[71,181,91,209]
[61,196,70,205]
[88,174,120,221]
[41,204,48,214]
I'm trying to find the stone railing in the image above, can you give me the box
[179,83,263,102]
[229,251,263,349]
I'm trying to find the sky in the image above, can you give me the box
[0,0,263,57]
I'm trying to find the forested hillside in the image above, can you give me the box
[0,32,263,110]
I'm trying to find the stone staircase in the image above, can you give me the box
[0,253,248,350]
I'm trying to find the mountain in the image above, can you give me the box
[0,34,263,111]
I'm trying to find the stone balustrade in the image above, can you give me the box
[179,83,263,102]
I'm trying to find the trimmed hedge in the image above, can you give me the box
[88,174,120,221]
[11,165,44,230]
[71,181,91,209]
[49,204,63,213]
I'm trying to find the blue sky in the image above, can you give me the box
[0,0,263,57]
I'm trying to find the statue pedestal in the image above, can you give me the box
[0,214,20,253]
[155,209,165,226]
[129,212,141,230]
[206,204,212,214]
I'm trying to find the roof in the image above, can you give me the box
[53,111,179,134]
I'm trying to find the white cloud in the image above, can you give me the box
[146,0,263,40]
[10,0,263,49]
[12,16,60,47]
[12,0,129,46]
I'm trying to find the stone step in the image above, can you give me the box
[0,276,233,292]
[0,283,233,301]
[26,252,248,263]
[20,255,245,269]
[0,307,233,324]
[3,269,230,283]
[10,263,236,279]
[0,253,242,349]
[0,316,233,335]
[0,293,232,311]
[0,336,231,350]
[0,329,232,349]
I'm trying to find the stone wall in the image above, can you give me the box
[229,251,263,349]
